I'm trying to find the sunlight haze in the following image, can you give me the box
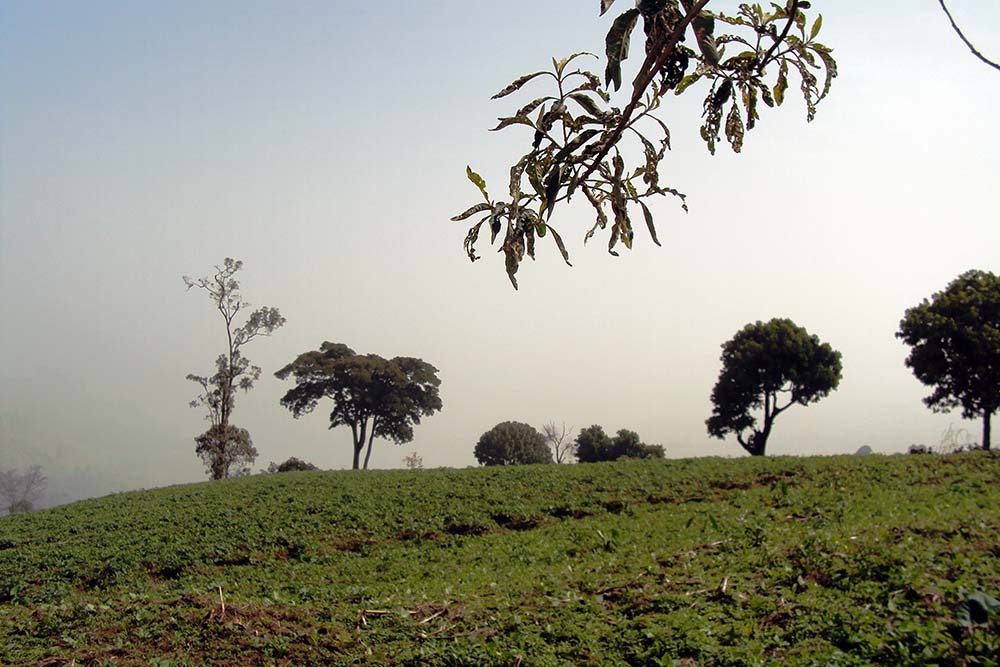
[1,1,998,507]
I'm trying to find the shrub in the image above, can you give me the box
[474,422,553,466]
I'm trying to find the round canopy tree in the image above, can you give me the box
[707,318,842,456]
[474,421,553,466]
[897,270,1000,451]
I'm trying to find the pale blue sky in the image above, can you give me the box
[2,2,998,505]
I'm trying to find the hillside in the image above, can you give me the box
[1,453,998,666]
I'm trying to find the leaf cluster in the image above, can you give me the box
[455,1,837,288]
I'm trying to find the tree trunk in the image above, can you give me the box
[984,410,992,451]
[362,420,377,470]
[351,421,365,470]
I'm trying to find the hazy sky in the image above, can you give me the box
[2,1,998,506]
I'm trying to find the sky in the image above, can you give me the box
[1,1,998,507]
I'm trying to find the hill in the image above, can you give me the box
[2,453,999,666]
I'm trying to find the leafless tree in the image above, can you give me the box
[0,465,47,514]
[543,421,575,464]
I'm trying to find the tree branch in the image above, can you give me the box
[939,0,1000,73]
[577,0,712,187]
[758,0,801,72]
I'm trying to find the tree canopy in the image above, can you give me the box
[706,318,842,456]
[474,421,553,466]
[0,465,47,515]
[897,270,1000,451]
[454,0,837,288]
[274,343,443,470]
[575,425,665,462]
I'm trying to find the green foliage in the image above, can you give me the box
[184,258,285,479]
[575,425,665,462]
[267,457,318,473]
[707,318,843,456]
[474,421,553,466]
[194,424,256,480]
[275,343,443,469]
[455,0,837,288]
[1,454,998,665]
[897,269,1000,451]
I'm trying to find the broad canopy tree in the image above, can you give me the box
[454,0,837,288]
[275,343,443,470]
[707,318,842,456]
[475,421,553,466]
[897,270,1000,451]
[0,465,47,515]
[184,258,285,479]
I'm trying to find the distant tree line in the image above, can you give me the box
[181,263,996,478]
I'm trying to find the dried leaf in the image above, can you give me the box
[639,201,661,247]
[492,71,550,99]
[568,93,605,118]
[600,0,618,16]
[547,224,572,266]
[490,116,534,132]
[451,202,492,222]
[605,8,640,91]
[725,102,744,153]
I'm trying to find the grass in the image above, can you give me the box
[1,452,998,666]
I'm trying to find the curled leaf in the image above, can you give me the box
[492,71,550,99]
[605,8,640,91]
[451,202,492,222]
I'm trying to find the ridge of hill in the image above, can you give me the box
[2,453,999,666]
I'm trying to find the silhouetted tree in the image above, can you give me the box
[542,421,575,463]
[474,421,553,466]
[707,318,842,456]
[897,270,1000,451]
[0,465,47,515]
[267,457,318,473]
[575,425,664,462]
[184,258,285,479]
[275,343,442,470]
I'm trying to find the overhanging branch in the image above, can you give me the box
[939,0,1000,73]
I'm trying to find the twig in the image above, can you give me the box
[418,608,447,625]
[758,0,801,72]
[938,0,1000,73]
[218,586,225,617]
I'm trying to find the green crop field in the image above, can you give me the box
[1,453,998,666]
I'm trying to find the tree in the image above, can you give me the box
[275,343,443,470]
[706,318,842,456]
[184,258,285,479]
[454,1,837,288]
[575,424,614,462]
[0,465,47,515]
[897,270,1000,451]
[474,421,553,466]
[195,425,256,480]
[575,425,665,462]
[267,457,318,473]
[402,452,424,470]
[542,421,576,463]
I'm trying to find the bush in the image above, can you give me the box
[576,426,665,462]
[474,422,553,466]
[267,457,319,473]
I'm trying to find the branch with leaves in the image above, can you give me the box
[454,0,837,289]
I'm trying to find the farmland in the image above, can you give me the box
[1,453,998,666]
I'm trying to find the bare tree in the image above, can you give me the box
[184,258,285,479]
[0,465,47,514]
[542,421,575,464]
